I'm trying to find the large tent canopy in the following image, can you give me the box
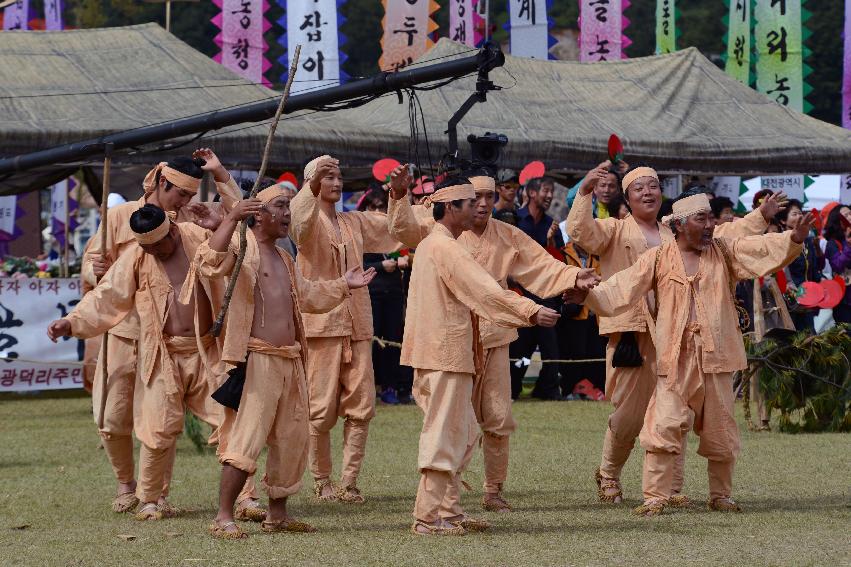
[2,23,851,195]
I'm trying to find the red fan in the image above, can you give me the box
[276,171,298,187]
[519,161,546,185]
[608,134,624,164]
[372,158,401,182]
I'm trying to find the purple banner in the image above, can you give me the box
[3,0,31,30]
[43,0,64,31]
[212,0,272,86]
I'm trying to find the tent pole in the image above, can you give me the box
[165,1,172,32]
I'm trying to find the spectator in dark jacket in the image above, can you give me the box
[777,199,824,332]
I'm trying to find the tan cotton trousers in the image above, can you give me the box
[135,335,234,503]
[91,333,137,485]
[218,338,309,499]
[305,336,376,488]
[472,344,516,494]
[599,331,687,493]
[640,325,740,502]
[412,369,479,523]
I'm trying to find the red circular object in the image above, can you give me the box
[818,279,845,309]
[519,161,546,185]
[372,158,401,182]
[797,281,825,308]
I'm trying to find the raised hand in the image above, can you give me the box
[531,306,560,328]
[192,147,229,182]
[188,202,224,231]
[309,157,340,194]
[574,267,601,291]
[791,211,815,244]
[579,160,613,196]
[228,198,263,222]
[388,164,412,199]
[91,254,113,279]
[344,266,377,289]
[759,191,788,222]
[47,319,72,343]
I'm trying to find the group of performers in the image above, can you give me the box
[45,148,810,538]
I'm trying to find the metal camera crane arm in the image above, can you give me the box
[0,43,505,176]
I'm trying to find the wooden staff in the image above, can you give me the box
[97,143,114,430]
[211,45,302,337]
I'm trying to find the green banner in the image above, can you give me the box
[655,0,677,54]
[722,0,753,84]
[754,0,812,113]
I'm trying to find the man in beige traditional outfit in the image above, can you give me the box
[400,176,564,535]
[195,187,375,539]
[570,193,810,516]
[289,155,418,503]
[48,203,261,521]
[567,162,785,505]
[388,168,600,512]
[79,148,242,513]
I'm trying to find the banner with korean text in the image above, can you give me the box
[3,0,31,30]
[283,0,345,94]
[0,278,84,393]
[212,0,272,86]
[655,0,677,54]
[722,0,752,84]
[380,0,439,71]
[507,0,553,60]
[579,0,630,62]
[754,0,812,113]
[449,0,484,47]
[43,0,63,30]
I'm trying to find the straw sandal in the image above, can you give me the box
[209,520,248,540]
[668,494,693,508]
[313,479,338,502]
[447,515,491,532]
[134,502,163,521]
[157,499,181,519]
[410,520,465,536]
[112,492,139,514]
[336,484,365,504]
[482,492,512,513]
[633,499,666,517]
[260,518,317,533]
[595,467,623,504]
[235,499,267,522]
[708,497,742,513]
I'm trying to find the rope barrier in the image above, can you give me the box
[371,336,607,364]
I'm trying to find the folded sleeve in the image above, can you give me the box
[66,251,139,338]
[584,248,655,318]
[566,191,618,255]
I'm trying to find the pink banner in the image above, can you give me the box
[212,0,272,86]
[843,0,851,202]
[380,0,439,71]
[448,0,483,47]
[578,0,630,62]
[3,0,31,30]
[43,0,64,31]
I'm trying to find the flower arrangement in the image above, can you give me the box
[0,256,81,278]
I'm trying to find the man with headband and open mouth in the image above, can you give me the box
[568,191,811,517]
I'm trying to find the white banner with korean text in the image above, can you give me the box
[0,278,84,392]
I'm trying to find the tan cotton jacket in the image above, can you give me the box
[585,232,802,375]
[567,190,768,335]
[67,223,216,386]
[289,185,412,340]
[401,223,541,374]
[194,229,350,368]
[81,176,242,339]
[388,195,579,348]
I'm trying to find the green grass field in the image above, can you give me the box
[0,393,848,566]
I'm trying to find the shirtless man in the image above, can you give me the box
[196,186,376,538]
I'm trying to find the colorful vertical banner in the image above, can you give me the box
[43,0,64,31]
[3,0,31,30]
[449,0,484,47]
[655,0,677,54]
[0,195,21,241]
[754,0,812,113]
[212,0,272,86]
[722,0,752,84]
[507,0,554,59]
[282,0,345,94]
[50,179,78,249]
[578,0,630,62]
[379,0,439,71]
